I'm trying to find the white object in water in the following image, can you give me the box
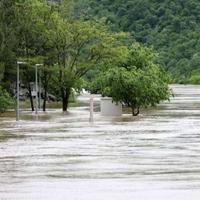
[101,97,122,116]
[89,95,94,123]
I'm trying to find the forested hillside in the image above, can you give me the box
[74,0,200,83]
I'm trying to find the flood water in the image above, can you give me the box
[0,84,200,200]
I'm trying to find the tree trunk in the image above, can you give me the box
[62,88,71,112]
[28,83,34,112]
[43,88,47,112]
[131,105,140,116]
[62,97,68,111]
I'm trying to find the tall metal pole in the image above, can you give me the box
[39,70,41,110]
[35,64,38,115]
[36,64,43,111]
[16,63,20,121]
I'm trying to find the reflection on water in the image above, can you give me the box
[0,84,200,200]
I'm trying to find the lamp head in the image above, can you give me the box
[17,61,26,65]
[35,64,43,66]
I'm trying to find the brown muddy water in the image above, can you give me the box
[0,84,200,200]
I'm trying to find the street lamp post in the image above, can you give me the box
[39,70,41,110]
[35,65,38,115]
[35,64,43,115]
[16,61,26,121]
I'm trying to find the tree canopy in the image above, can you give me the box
[0,0,170,114]
[74,0,200,83]
[0,0,134,112]
[90,43,170,115]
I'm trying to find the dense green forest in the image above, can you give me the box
[74,0,200,83]
[3,0,200,113]
[0,0,170,114]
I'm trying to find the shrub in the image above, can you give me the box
[0,86,14,113]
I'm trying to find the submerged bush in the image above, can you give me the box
[0,86,14,113]
[188,73,200,84]
[188,69,200,84]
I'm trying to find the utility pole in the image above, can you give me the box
[35,64,38,115]
[16,61,26,121]
[35,64,43,115]
[39,70,41,110]
[16,62,20,121]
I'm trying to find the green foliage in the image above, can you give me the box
[46,10,130,110]
[0,86,14,113]
[0,0,18,83]
[0,62,4,81]
[75,0,200,83]
[0,0,171,114]
[91,43,170,115]
[188,70,200,84]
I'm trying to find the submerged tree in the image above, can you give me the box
[0,86,13,113]
[1,0,169,115]
[12,0,129,112]
[48,10,128,111]
[91,43,170,116]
